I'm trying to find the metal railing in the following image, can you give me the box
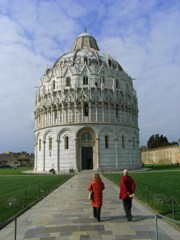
[137,186,180,221]
[155,214,180,240]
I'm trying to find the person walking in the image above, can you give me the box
[119,169,136,221]
[88,173,105,221]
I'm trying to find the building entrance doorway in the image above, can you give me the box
[81,147,93,170]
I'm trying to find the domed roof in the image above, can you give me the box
[53,32,123,71]
[72,32,100,51]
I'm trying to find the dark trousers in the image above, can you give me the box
[123,198,132,219]
[93,207,101,221]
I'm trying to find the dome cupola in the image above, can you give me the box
[72,32,100,51]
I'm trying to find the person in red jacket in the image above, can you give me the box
[119,169,136,221]
[88,173,105,221]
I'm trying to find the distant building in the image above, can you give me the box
[141,145,180,164]
[34,31,140,173]
[0,152,34,168]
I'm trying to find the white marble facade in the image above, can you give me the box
[34,32,141,173]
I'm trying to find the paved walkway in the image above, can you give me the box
[0,171,179,240]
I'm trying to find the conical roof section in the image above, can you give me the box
[72,32,99,51]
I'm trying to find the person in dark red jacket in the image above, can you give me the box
[119,169,136,221]
[88,173,105,221]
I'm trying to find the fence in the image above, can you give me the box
[155,214,180,240]
[0,176,71,228]
[133,185,180,221]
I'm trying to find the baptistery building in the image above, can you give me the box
[34,32,140,173]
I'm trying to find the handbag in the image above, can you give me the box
[129,193,135,198]
[88,190,93,200]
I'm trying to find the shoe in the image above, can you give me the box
[127,216,132,221]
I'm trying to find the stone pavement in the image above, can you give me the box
[0,171,179,240]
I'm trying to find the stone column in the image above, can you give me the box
[115,138,118,169]
[34,142,38,171]
[75,105,77,122]
[59,107,61,124]
[62,105,64,123]
[43,141,46,172]
[81,103,84,122]
[113,104,116,122]
[68,103,70,122]
[96,137,100,169]
[48,109,50,125]
[74,138,78,171]
[108,103,111,122]
[52,108,54,125]
[102,103,104,122]
[89,103,92,122]
[129,139,132,168]
[56,139,60,172]
[95,104,98,122]
[47,109,50,126]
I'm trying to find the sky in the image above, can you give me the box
[0,0,180,153]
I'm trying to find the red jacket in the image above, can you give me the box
[88,179,105,208]
[119,175,135,200]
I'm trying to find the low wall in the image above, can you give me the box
[141,145,180,164]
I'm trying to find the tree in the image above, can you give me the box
[147,134,178,149]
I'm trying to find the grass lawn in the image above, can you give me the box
[104,168,180,220]
[0,169,72,224]
[0,167,33,175]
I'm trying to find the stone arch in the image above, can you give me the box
[99,126,114,137]
[57,127,73,142]
[129,130,139,149]
[35,131,42,144]
[119,129,128,149]
[43,129,53,142]
[76,127,96,171]
[76,127,96,140]
[99,127,115,149]
[55,127,76,173]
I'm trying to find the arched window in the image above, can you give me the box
[66,77,71,86]
[39,139,41,151]
[54,110,57,119]
[49,137,52,150]
[84,103,89,116]
[122,136,125,149]
[64,136,69,149]
[108,59,112,67]
[83,76,88,85]
[116,79,119,89]
[105,135,109,148]
[52,80,55,90]
[100,76,105,84]
[133,137,135,149]
[81,132,92,141]
[84,57,88,64]
[116,105,119,118]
